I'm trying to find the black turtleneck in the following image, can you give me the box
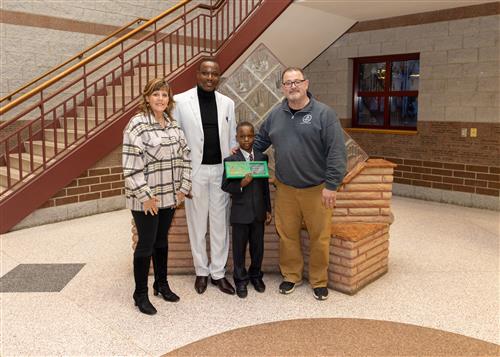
[197,86,221,164]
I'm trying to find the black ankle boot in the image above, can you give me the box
[153,281,180,302]
[133,256,157,315]
[133,292,157,315]
[152,247,180,302]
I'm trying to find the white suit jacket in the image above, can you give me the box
[173,87,237,177]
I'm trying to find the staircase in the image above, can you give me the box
[0,0,293,233]
[0,63,166,192]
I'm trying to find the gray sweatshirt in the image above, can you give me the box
[254,94,347,190]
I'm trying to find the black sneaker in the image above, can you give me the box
[279,280,302,294]
[313,287,329,301]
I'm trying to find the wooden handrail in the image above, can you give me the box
[0,0,212,117]
[0,17,148,105]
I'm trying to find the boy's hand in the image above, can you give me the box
[265,211,272,225]
[240,173,253,188]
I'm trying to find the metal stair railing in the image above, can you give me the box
[0,0,263,196]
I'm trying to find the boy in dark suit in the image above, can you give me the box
[222,121,272,298]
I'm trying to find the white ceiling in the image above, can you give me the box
[295,0,498,21]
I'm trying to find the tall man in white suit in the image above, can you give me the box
[173,58,236,295]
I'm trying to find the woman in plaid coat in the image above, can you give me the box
[123,78,191,315]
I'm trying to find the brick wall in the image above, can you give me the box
[343,122,500,167]
[346,121,500,198]
[305,7,499,208]
[39,146,124,209]
[40,166,124,209]
[387,157,499,197]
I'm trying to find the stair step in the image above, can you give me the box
[44,128,85,143]
[76,106,103,118]
[0,166,21,187]
[59,117,102,131]
[146,49,189,65]
[106,84,141,97]
[7,153,43,171]
[122,73,167,88]
[134,66,166,77]
[119,77,148,94]
[76,105,126,118]
[25,141,56,157]
[92,95,131,109]
[120,70,182,93]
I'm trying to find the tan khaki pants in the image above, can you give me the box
[275,180,332,288]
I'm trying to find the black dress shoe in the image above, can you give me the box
[250,278,266,293]
[236,283,248,298]
[211,277,235,295]
[153,281,180,302]
[194,276,208,294]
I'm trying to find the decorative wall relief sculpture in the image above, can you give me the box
[219,43,368,172]
[218,43,285,134]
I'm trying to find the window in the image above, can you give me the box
[352,53,419,130]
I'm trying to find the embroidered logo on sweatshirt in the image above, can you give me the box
[300,114,312,124]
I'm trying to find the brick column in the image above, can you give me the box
[329,223,390,295]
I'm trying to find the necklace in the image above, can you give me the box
[155,116,166,128]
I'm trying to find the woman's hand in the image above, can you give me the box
[143,197,160,215]
[176,192,186,207]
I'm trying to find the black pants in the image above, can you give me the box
[132,208,175,259]
[232,220,264,284]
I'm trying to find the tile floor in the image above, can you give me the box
[1,196,499,356]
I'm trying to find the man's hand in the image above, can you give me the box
[265,211,272,225]
[321,188,337,209]
[240,173,253,188]
[230,146,239,155]
[143,197,160,215]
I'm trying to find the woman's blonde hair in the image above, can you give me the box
[138,78,175,118]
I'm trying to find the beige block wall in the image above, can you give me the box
[1,1,181,26]
[305,14,500,124]
[0,0,195,99]
[303,10,499,208]
[0,0,255,100]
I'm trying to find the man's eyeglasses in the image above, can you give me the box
[282,79,307,88]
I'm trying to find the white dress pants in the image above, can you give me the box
[185,164,230,279]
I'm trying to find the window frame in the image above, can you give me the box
[352,53,420,130]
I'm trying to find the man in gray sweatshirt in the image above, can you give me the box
[254,67,346,300]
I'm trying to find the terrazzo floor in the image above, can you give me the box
[1,196,499,356]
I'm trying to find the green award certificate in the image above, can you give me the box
[225,161,269,179]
